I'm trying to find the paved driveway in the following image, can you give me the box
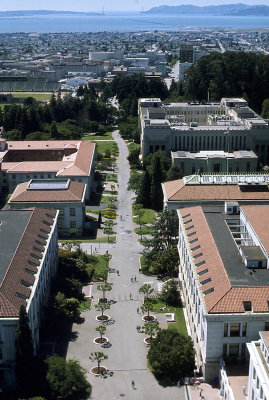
[66,131,186,399]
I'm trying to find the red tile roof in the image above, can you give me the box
[0,208,57,317]
[179,206,269,314]
[164,179,269,202]
[9,180,85,203]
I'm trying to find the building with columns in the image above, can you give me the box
[139,97,269,165]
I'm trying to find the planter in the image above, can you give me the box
[96,314,110,321]
[94,336,108,345]
[144,337,152,345]
[90,366,107,376]
[142,315,156,322]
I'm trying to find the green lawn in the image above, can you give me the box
[140,255,153,276]
[12,93,52,101]
[59,236,116,244]
[134,226,155,235]
[83,131,114,141]
[101,195,117,203]
[91,254,110,281]
[168,308,188,338]
[96,141,119,156]
[133,205,156,224]
[105,173,118,182]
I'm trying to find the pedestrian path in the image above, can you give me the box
[66,130,187,399]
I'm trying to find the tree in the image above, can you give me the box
[147,329,195,383]
[139,283,154,301]
[45,355,91,400]
[136,169,151,208]
[128,146,140,169]
[54,292,80,321]
[159,279,182,307]
[104,220,114,242]
[15,305,36,395]
[95,302,110,317]
[261,98,269,119]
[97,283,112,300]
[142,322,160,342]
[149,246,179,276]
[141,300,154,319]
[50,120,58,139]
[96,325,107,342]
[89,352,108,374]
[150,155,164,210]
[143,210,178,260]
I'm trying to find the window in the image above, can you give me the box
[265,322,269,331]
[59,208,64,216]
[241,343,246,356]
[201,278,211,285]
[198,269,208,276]
[229,343,239,356]
[242,322,247,337]
[70,221,76,228]
[243,301,252,312]
[70,208,75,217]
[58,219,63,229]
[223,343,227,357]
[224,323,228,337]
[230,323,240,337]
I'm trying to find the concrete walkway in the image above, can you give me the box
[66,131,186,399]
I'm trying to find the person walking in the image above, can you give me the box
[131,380,135,389]
[129,292,132,300]
[137,307,139,314]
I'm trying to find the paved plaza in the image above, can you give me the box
[66,131,219,400]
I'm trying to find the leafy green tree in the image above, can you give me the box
[128,147,140,169]
[141,300,154,319]
[95,302,110,317]
[104,220,114,242]
[159,279,182,307]
[96,325,106,341]
[261,98,269,119]
[54,292,80,321]
[148,330,195,383]
[139,283,154,301]
[45,355,91,400]
[165,166,183,181]
[150,154,165,210]
[97,283,112,300]
[98,211,102,228]
[149,246,179,276]
[142,322,160,342]
[89,352,108,374]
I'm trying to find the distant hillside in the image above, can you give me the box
[146,3,269,16]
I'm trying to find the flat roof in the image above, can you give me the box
[203,207,269,287]
[0,210,32,283]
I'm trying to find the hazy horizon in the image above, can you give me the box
[1,0,269,13]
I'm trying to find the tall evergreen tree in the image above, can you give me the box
[150,155,164,210]
[50,121,58,139]
[15,305,35,395]
[137,169,151,208]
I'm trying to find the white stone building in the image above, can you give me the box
[247,331,269,400]
[177,204,269,382]
[0,208,58,385]
[139,97,269,164]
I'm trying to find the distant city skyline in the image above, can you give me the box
[1,0,269,12]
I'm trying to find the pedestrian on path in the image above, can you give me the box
[137,307,139,314]
[134,275,137,282]
[117,270,120,276]
[131,380,135,389]
[129,292,132,300]
[131,276,133,282]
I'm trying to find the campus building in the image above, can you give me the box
[0,207,58,385]
[171,149,258,175]
[247,331,269,400]
[177,204,269,381]
[8,179,86,236]
[0,140,95,201]
[138,97,269,164]
[162,174,269,211]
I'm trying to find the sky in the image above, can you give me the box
[0,0,268,12]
